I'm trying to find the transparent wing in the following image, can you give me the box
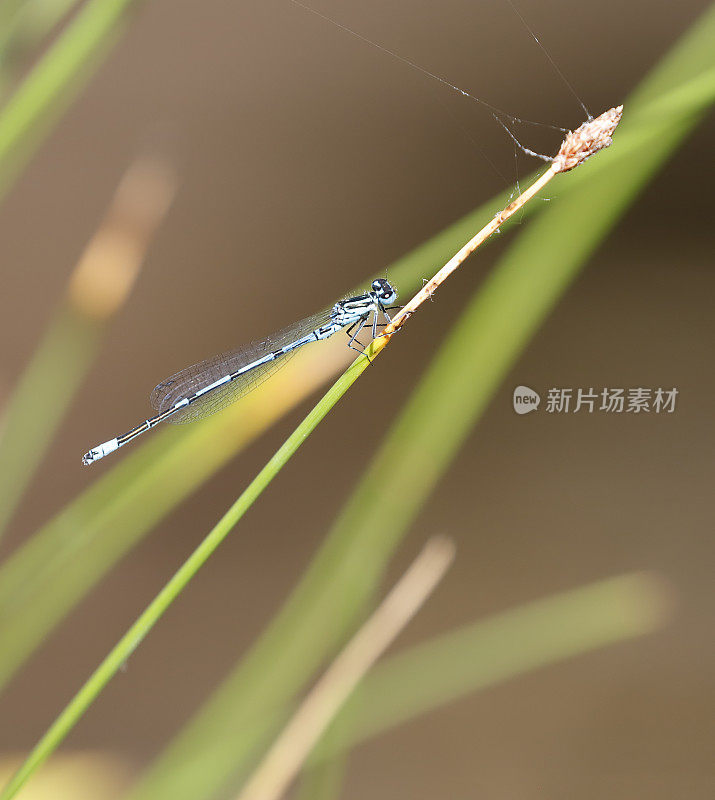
[150,309,331,424]
[160,350,297,424]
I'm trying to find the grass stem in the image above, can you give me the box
[235,538,455,800]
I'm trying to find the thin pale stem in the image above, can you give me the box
[380,163,559,342]
[370,105,622,351]
[235,537,455,800]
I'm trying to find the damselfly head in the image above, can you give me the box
[372,278,397,306]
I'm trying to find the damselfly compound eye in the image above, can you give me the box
[372,278,397,304]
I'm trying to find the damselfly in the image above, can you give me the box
[82,279,398,465]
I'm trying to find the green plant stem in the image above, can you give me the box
[0,356,373,800]
[0,340,351,692]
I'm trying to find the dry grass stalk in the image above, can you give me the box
[373,106,623,347]
[235,537,456,800]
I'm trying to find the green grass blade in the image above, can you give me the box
[123,9,715,799]
[0,342,348,692]
[294,749,348,800]
[298,573,667,793]
[0,309,99,538]
[0,354,376,800]
[0,1,81,78]
[314,572,669,759]
[0,159,175,541]
[0,0,139,202]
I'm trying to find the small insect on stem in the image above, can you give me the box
[82,280,399,465]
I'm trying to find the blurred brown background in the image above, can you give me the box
[0,0,713,797]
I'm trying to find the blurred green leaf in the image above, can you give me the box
[0,0,140,201]
[294,745,348,800]
[0,309,99,538]
[0,1,81,84]
[320,572,669,758]
[297,573,667,798]
[0,157,175,541]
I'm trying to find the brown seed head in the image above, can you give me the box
[553,105,623,173]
